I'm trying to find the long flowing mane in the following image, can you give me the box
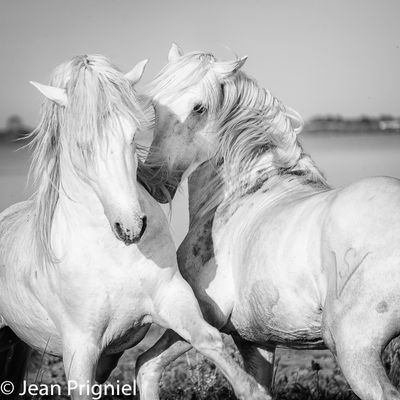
[199,68,330,220]
[27,55,151,266]
[147,52,330,222]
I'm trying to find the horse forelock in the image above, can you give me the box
[28,54,151,267]
[145,51,216,100]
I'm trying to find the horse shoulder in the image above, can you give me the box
[333,176,400,207]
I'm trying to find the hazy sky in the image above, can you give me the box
[0,0,399,128]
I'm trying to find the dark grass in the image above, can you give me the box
[20,332,366,400]
[21,334,400,400]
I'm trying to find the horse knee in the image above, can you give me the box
[190,326,225,358]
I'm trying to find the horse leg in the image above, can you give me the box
[62,338,100,400]
[95,324,151,383]
[95,352,123,384]
[135,330,191,400]
[385,336,400,388]
[232,335,276,395]
[325,310,400,400]
[152,274,270,400]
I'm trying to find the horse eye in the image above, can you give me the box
[193,104,207,114]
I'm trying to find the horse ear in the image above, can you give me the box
[125,59,148,85]
[168,43,183,62]
[286,107,304,135]
[30,81,67,106]
[213,56,248,79]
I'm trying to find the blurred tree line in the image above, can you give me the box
[0,115,31,144]
[305,114,400,133]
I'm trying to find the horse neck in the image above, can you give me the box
[220,152,328,209]
[187,161,219,226]
[221,152,275,199]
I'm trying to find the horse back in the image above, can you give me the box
[324,176,400,251]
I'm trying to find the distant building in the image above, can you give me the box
[379,119,400,131]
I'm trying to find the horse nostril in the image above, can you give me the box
[114,222,123,238]
[139,215,147,238]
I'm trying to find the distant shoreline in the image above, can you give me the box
[302,129,400,136]
[304,117,400,136]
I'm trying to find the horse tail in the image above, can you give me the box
[0,327,31,397]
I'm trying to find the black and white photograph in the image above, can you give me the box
[0,1,399,399]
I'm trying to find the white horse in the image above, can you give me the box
[0,54,268,400]
[135,44,400,400]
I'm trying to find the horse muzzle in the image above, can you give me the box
[113,215,147,245]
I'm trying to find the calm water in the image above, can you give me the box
[1,132,399,244]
